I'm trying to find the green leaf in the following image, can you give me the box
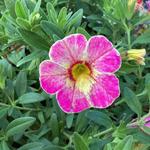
[114,135,133,150]
[43,145,64,150]
[75,111,88,132]
[41,21,65,38]
[125,0,136,20]
[132,29,150,45]
[6,117,35,137]
[15,71,27,97]
[86,110,112,128]
[77,27,91,39]
[16,18,31,30]
[73,132,89,150]
[113,122,127,139]
[7,49,25,65]
[46,2,57,23]
[113,0,126,20]
[38,111,45,124]
[49,113,59,137]
[104,144,113,150]
[0,72,6,89]
[66,114,74,129]
[133,130,150,144]
[18,92,45,104]
[145,73,150,100]
[15,0,29,19]
[33,0,41,13]
[58,7,67,28]
[18,142,44,150]
[0,141,10,150]
[134,15,150,26]
[66,9,83,29]
[4,0,16,18]
[141,126,150,135]
[17,50,44,67]
[124,87,142,117]
[18,28,49,50]
[0,107,8,119]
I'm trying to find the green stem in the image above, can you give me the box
[115,90,147,106]
[122,20,131,49]
[63,132,73,149]
[127,28,131,49]
[90,127,114,138]
[0,102,41,111]
[138,65,142,79]
[2,90,13,105]
[115,98,125,106]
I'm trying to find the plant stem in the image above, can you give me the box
[127,28,131,49]
[91,127,114,138]
[0,102,9,107]
[122,20,131,49]
[63,132,73,149]
[138,65,142,79]
[115,90,147,106]
[0,102,41,111]
[115,98,125,106]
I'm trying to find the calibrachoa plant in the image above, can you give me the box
[0,0,150,149]
[39,34,121,113]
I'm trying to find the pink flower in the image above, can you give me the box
[146,0,150,12]
[39,34,121,113]
[144,116,150,127]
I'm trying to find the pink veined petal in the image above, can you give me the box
[56,85,90,113]
[93,48,121,73]
[145,116,150,121]
[90,74,120,108]
[39,60,67,94]
[87,35,113,63]
[144,116,150,127]
[49,34,87,67]
[145,122,150,127]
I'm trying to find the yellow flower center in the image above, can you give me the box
[71,63,91,81]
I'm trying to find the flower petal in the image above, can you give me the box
[90,74,120,108]
[94,48,121,73]
[144,116,150,127]
[145,116,150,121]
[39,60,67,94]
[49,34,87,67]
[145,122,150,127]
[57,85,90,113]
[87,35,113,63]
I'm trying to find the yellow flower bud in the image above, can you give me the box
[34,13,40,20]
[127,49,146,65]
[128,0,136,7]
[134,143,145,150]
[128,0,143,11]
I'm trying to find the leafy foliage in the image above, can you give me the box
[0,0,150,149]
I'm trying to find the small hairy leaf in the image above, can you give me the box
[6,117,35,137]
[73,132,89,150]
[18,29,49,50]
[124,87,142,117]
[41,21,65,38]
[15,71,27,97]
[0,141,10,150]
[86,110,112,128]
[18,92,45,104]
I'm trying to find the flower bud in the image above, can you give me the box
[127,49,146,65]
[128,0,143,11]
[146,0,150,12]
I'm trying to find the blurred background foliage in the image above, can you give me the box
[0,0,150,149]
